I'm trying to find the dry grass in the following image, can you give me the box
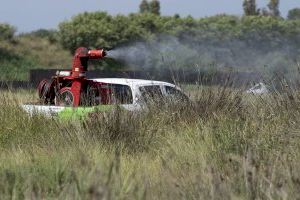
[0,36,72,80]
[0,85,300,199]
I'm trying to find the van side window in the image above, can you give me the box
[110,84,133,104]
[98,84,133,105]
[139,85,163,104]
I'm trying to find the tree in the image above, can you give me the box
[243,0,258,16]
[0,23,15,41]
[288,8,300,20]
[139,0,149,13]
[149,0,160,16]
[268,0,280,17]
[174,14,180,19]
[259,8,270,16]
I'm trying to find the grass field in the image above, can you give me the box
[0,85,300,199]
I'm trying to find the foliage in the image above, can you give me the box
[243,0,258,16]
[288,8,300,20]
[59,12,130,52]
[267,0,280,17]
[149,0,161,16]
[139,0,160,15]
[59,12,166,52]
[139,0,149,14]
[22,29,59,43]
[0,23,16,41]
[59,12,300,53]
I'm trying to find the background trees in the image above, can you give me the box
[243,0,282,17]
[268,0,280,17]
[139,0,161,15]
[149,0,161,15]
[243,0,258,16]
[0,24,16,41]
[58,12,300,53]
[139,0,149,14]
[288,8,300,20]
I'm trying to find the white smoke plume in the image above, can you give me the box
[107,34,300,81]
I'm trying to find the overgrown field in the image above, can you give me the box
[0,85,300,199]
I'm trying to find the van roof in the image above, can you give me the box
[91,78,176,87]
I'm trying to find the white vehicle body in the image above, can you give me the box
[246,82,269,94]
[22,78,186,116]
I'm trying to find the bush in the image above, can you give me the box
[0,23,16,41]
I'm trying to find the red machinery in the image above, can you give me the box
[38,47,107,107]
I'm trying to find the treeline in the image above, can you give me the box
[57,0,300,59]
[59,13,300,52]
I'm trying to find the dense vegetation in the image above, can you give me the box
[1,85,300,199]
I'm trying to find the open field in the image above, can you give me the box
[0,85,300,199]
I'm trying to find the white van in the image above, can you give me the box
[22,78,188,118]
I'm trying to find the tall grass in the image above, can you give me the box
[0,85,300,199]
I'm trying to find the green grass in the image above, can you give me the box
[0,85,300,199]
